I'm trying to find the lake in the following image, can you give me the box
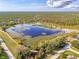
[6,24,61,37]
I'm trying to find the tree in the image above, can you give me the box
[50,38,66,50]
[0,46,4,56]
[17,47,33,59]
[38,43,53,59]
[38,44,48,59]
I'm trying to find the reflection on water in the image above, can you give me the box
[6,24,61,37]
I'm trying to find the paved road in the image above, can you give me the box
[0,38,15,59]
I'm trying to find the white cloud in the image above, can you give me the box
[64,4,79,8]
[46,0,79,8]
[47,0,63,7]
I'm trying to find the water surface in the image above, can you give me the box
[6,24,61,37]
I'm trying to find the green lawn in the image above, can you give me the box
[57,50,79,59]
[0,52,9,59]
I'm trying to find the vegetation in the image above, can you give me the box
[17,35,67,59]
[0,12,79,30]
[57,50,79,59]
[37,35,67,59]
[0,46,9,59]
[71,46,79,52]
[71,40,79,50]
[69,32,77,38]
[0,30,21,59]
[0,12,79,59]
[0,28,67,59]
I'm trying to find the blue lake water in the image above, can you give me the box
[6,24,61,37]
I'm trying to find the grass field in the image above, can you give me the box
[0,30,21,59]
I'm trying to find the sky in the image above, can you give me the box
[0,0,79,11]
